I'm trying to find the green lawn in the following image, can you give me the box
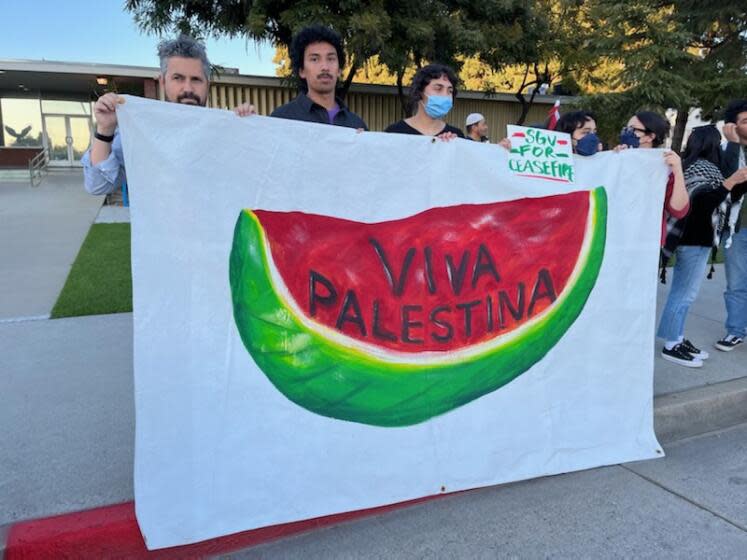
[51,223,132,318]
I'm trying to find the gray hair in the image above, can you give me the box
[157,34,211,80]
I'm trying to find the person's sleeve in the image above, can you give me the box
[665,175,690,218]
[270,105,290,119]
[720,143,739,176]
[731,180,747,201]
[81,134,125,196]
[667,198,690,219]
[693,185,730,213]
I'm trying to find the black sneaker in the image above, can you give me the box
[714,335,744,352]
[681,339,709,360]
[661,344,703,368]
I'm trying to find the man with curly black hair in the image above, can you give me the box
[271,24,367,129]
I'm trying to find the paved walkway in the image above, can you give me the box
[654,269,744,394]
[0,170,102,320]
[229,424,747,559]
[95,205,130,223]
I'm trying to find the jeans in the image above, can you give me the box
[724,227,747,338]
[657,245,711,341]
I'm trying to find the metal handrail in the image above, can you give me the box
[29,148,49,187]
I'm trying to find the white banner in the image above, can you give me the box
[118,96,665,550]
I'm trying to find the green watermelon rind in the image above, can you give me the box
[229,188,607,427]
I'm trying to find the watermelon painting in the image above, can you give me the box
[230,187,607,427]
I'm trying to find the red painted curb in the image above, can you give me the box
[4,493,448,559]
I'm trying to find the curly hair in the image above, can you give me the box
[407,64,459,116]
[290,25,345,91]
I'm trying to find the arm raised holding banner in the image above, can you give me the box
[663,150,689,214]
[82,35,256,196]
[616,111,690,244]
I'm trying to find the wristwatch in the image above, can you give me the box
[94,131,115,143]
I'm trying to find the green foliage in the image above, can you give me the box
[125,1,747,133]
[51,223,132,318]
[580,0,747,149]
[125,0,538,103]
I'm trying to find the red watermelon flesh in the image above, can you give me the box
[254,191,588,354]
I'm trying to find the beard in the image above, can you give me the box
[166,91,207,106]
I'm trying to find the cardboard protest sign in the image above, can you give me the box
[118,97,665,549]
[507,125,575,183]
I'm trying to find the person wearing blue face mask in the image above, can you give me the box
[385,64,465,140]
[556,110,601,156]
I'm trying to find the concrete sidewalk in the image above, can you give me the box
[654,269,744,395]
[227,424,747,559]
[0,314,134,528]
[0,170,102,320]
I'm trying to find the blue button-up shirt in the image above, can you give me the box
[81,131,126,195]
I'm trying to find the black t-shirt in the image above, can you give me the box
[385,120,465,138]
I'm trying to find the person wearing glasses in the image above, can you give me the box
[656,126,747,367]
[617,111,690,248]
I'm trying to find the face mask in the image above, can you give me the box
[619,128,641,148]
[576,133,600,156]
[423,95,453,119]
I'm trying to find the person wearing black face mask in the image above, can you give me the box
[556,110,602,156]
[614,111,690,249]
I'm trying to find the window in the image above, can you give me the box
[40,100,92,115]
[1,98,43,147]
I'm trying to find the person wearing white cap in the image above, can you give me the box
[465,113,489,143]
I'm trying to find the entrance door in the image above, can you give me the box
[43,115,92,167]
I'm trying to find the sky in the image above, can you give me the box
[0,0,277,76]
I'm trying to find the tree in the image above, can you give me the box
[125,0,538,114]
[580,0,747,150]
[679,1,747,148]
[469,0,600,125]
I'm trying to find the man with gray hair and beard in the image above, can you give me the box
[82,34,255,195]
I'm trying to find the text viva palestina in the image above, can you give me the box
[306,238,557,347]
